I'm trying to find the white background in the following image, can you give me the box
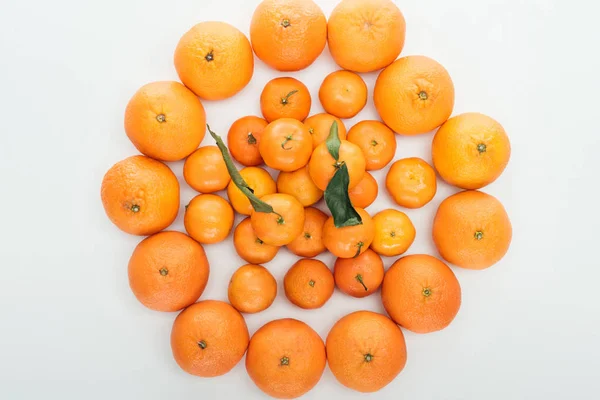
[1,0,599,399]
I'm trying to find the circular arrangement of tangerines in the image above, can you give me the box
[101,0,512,398]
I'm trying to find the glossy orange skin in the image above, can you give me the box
[250,0,327,72]
[233,218,280,264]
[328,0,406,73]
[382,254,461,333]
[125,81,206,162]
[171,300,249,377]
[432,113,511,189]
[227,167,276,215]
[334,249,384,298]
[251,193,305,246]
[371,209,416,257]
[308,140,366,191]
[261,77,311,122]
[284,259,334,309]
[433,190,512,270]
[304,113,347,149]
[101,156,179,236]
[347,121,397,170]
[319,70,367,119]
[184,194,234,244]
[228,264,277,313]
[183,146,230,193]
[374,56,455,135]
[386,157,437,209]
[259,118,313,172]
[322,208,375,258]
[348,172,378,209]
[228,116,269,167]
[276,165,323,207]
[326,311,407,393]
[128,232,209,312]
[286,207,328,258]
[174,21,253,100]
[246,319,326,399]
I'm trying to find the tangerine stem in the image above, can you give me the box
[355,274,368,291]
[281,135,293,150]
[353,241,364,258]
[281,90,298,105]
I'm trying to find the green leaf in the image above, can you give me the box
[325,121,340,161]
[207,124,274,214]
[324,163,362,228]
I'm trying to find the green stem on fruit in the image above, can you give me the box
[355,274,368,291]
[281,135,293,150]
[354,241,364,258]
[281,90,298,105]
[207,124,281,218]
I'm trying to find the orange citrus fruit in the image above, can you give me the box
[374,55,454,135]
[386,157,437,208]
[171,300,249,377]
[250,193,305,246]
[286,207,328,258]
[304,113,347,149]
[432,112,511,189]
[284,258,334,309]
[101,155,179,236]
[174,21,253,100]
[328,0,406,73]
[125,81,206,161]
[347,120,397,171]
[183,146,230,193]
[322,208,375,258]
[259,118,313,172]
[233,218,280,264]
[184,194,234,244]
[276,165,323,207]
[250,0,327,71]
[326,311,407,392]
[227,167,276,215]
[260,77,311,122]
[319,70,367,119]
[371,209,416,257]
[228,116,268,167]
[246,319,326,398]
[432,190,512,269]
[228,264,277,314]
[334,249,384,298]
[309,139,366,191]
[382,254,461,333]
[128,231,209,312]
[348,171,378,209]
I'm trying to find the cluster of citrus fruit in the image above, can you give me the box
[100,0,512,397]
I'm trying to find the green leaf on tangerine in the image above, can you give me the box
[325,121,341,161]
[324,163,362,228]
[207,124,274,214]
